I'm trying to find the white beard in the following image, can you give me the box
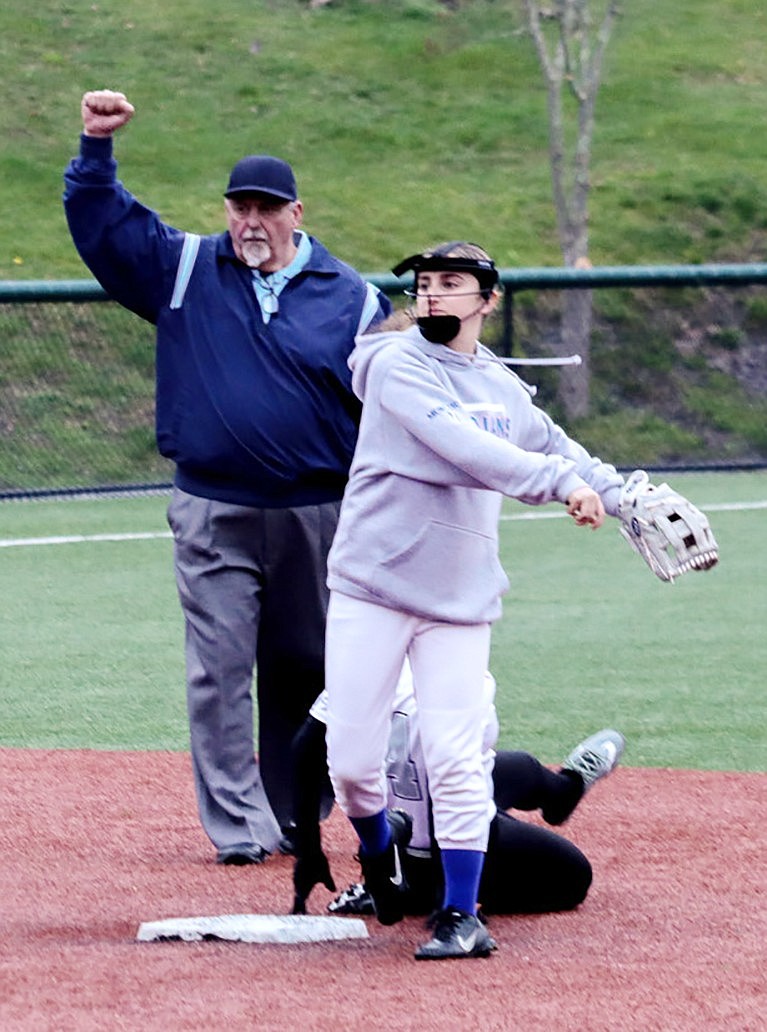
[239,238,272,268]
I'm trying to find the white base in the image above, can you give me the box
[136,913,369,944]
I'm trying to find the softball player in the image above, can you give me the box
[324,242,625,960]
[292,667,624,920]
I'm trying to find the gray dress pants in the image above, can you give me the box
[167,487,339,853]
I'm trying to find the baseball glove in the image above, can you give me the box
[617,470,719,582]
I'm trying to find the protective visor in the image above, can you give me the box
[391,253,499,294]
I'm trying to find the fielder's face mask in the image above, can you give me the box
[391,250,499,344]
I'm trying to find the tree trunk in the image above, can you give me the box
[523,0,621,421]
[558,288,592,419]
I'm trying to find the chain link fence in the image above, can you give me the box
[1,298,172,498]
[2,264,767,499]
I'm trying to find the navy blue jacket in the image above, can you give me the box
[63,135,391,507]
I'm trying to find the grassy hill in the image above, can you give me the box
[1,0,766,472]
[2,0,767,278]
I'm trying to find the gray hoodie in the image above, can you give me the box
[327,325,624,624]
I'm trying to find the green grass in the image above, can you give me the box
[1,0,767,279]
[493,472,767,770]
[1,471,764,771]
[0,495,186,749]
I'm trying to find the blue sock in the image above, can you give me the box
[441,849,485,915]
[350,811,391,857]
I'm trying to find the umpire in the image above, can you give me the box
[63,90,390,864]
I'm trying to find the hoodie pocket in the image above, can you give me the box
[375,520,508,622]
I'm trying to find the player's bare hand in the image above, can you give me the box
[566,486,605,529]
[81,90,135,138]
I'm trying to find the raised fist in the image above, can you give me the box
[81,90,135,138]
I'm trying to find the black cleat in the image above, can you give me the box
[414,908,497,960]
[327,882,376,916]
[359,809,412,926]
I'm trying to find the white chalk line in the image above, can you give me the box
[0,530,173,549]
[0,500,764,549]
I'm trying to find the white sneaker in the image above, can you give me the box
[561,729,625,790]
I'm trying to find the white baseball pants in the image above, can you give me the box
[325,591,494,852]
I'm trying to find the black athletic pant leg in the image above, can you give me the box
[492,749,584,825]
[478,810,592,914]
[257,503,339,827]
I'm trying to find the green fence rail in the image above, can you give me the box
[369,262,767,294]
[5,261,767,356]
[5,262,767,301]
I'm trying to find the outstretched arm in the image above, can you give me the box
[81,89,135,137]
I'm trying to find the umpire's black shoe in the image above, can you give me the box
[414,908,497,961]
[216,843,269,865]
[277,822,298,856]
[359,809,412,926]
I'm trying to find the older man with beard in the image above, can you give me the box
[63,90,391,866]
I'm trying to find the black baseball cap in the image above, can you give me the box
[224,155,298,202]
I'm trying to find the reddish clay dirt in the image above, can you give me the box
[1,749,764,1031]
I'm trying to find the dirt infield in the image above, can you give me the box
[1,749,764,1031]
